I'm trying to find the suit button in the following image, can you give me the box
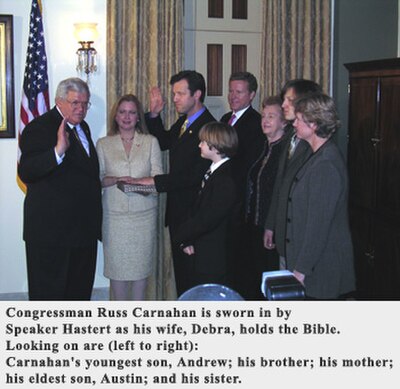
[286,238,290,243]
[287,218,291,223]
[288,197,292,202]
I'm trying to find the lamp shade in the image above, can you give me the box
[74,23,98,42]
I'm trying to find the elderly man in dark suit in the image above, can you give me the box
[136,70,215,295]
[18,77,102,300]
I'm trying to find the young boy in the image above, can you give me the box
[174,121,239,293]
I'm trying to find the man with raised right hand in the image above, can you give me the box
[19,77,102,300]
[136,70,216,296]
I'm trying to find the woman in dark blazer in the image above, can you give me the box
[286,93,355,299]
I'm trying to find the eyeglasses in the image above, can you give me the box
[65,99,91,110]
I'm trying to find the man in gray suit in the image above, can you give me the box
[264,79,322,269]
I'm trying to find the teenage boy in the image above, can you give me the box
[174,121,238,292]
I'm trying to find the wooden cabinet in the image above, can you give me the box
[345,58,400,299]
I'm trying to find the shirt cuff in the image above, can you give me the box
[54,147,65,164]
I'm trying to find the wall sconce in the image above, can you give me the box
[74,23,98,81]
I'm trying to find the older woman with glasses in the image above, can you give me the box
[285,93,355,299]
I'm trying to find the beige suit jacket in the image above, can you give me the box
[96,133,163,214]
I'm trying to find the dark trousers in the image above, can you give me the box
[239,223,279,300]
[25,241,97,300]
[170,233,229,297]
[170,238,196,297]
[228,202,246,297]
[171,241,228,297]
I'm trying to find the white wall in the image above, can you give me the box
[0,0,108,294]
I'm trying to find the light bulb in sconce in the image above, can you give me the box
[74,23,98,81]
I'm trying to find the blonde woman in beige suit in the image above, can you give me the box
[96,94,163,300]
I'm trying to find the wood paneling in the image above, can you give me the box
[207,44,223,96]
[231,44,247,74]
[208,0,224,18]
[345,58,400,299]
[232,0,247,19]
[377,76,400,222]
[347,77,378,210]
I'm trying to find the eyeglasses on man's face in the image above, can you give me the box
[65,99,91,110]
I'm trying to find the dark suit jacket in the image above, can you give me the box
[285,140,355,299]
[174,160,237,275]
[18,107,102,247]
[145,108,215,230]
[264,125,312,256]
[221,106,264,197]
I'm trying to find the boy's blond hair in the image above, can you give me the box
[199,121,238,158]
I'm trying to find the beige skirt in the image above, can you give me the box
[102,207,157,281]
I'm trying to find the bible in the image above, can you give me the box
[117,181,157,195]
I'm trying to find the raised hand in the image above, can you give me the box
[55,118,70,157]
[149,87,165,117]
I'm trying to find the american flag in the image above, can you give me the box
[18,0,50,160]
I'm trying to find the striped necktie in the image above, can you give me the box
[201,168,212,188]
